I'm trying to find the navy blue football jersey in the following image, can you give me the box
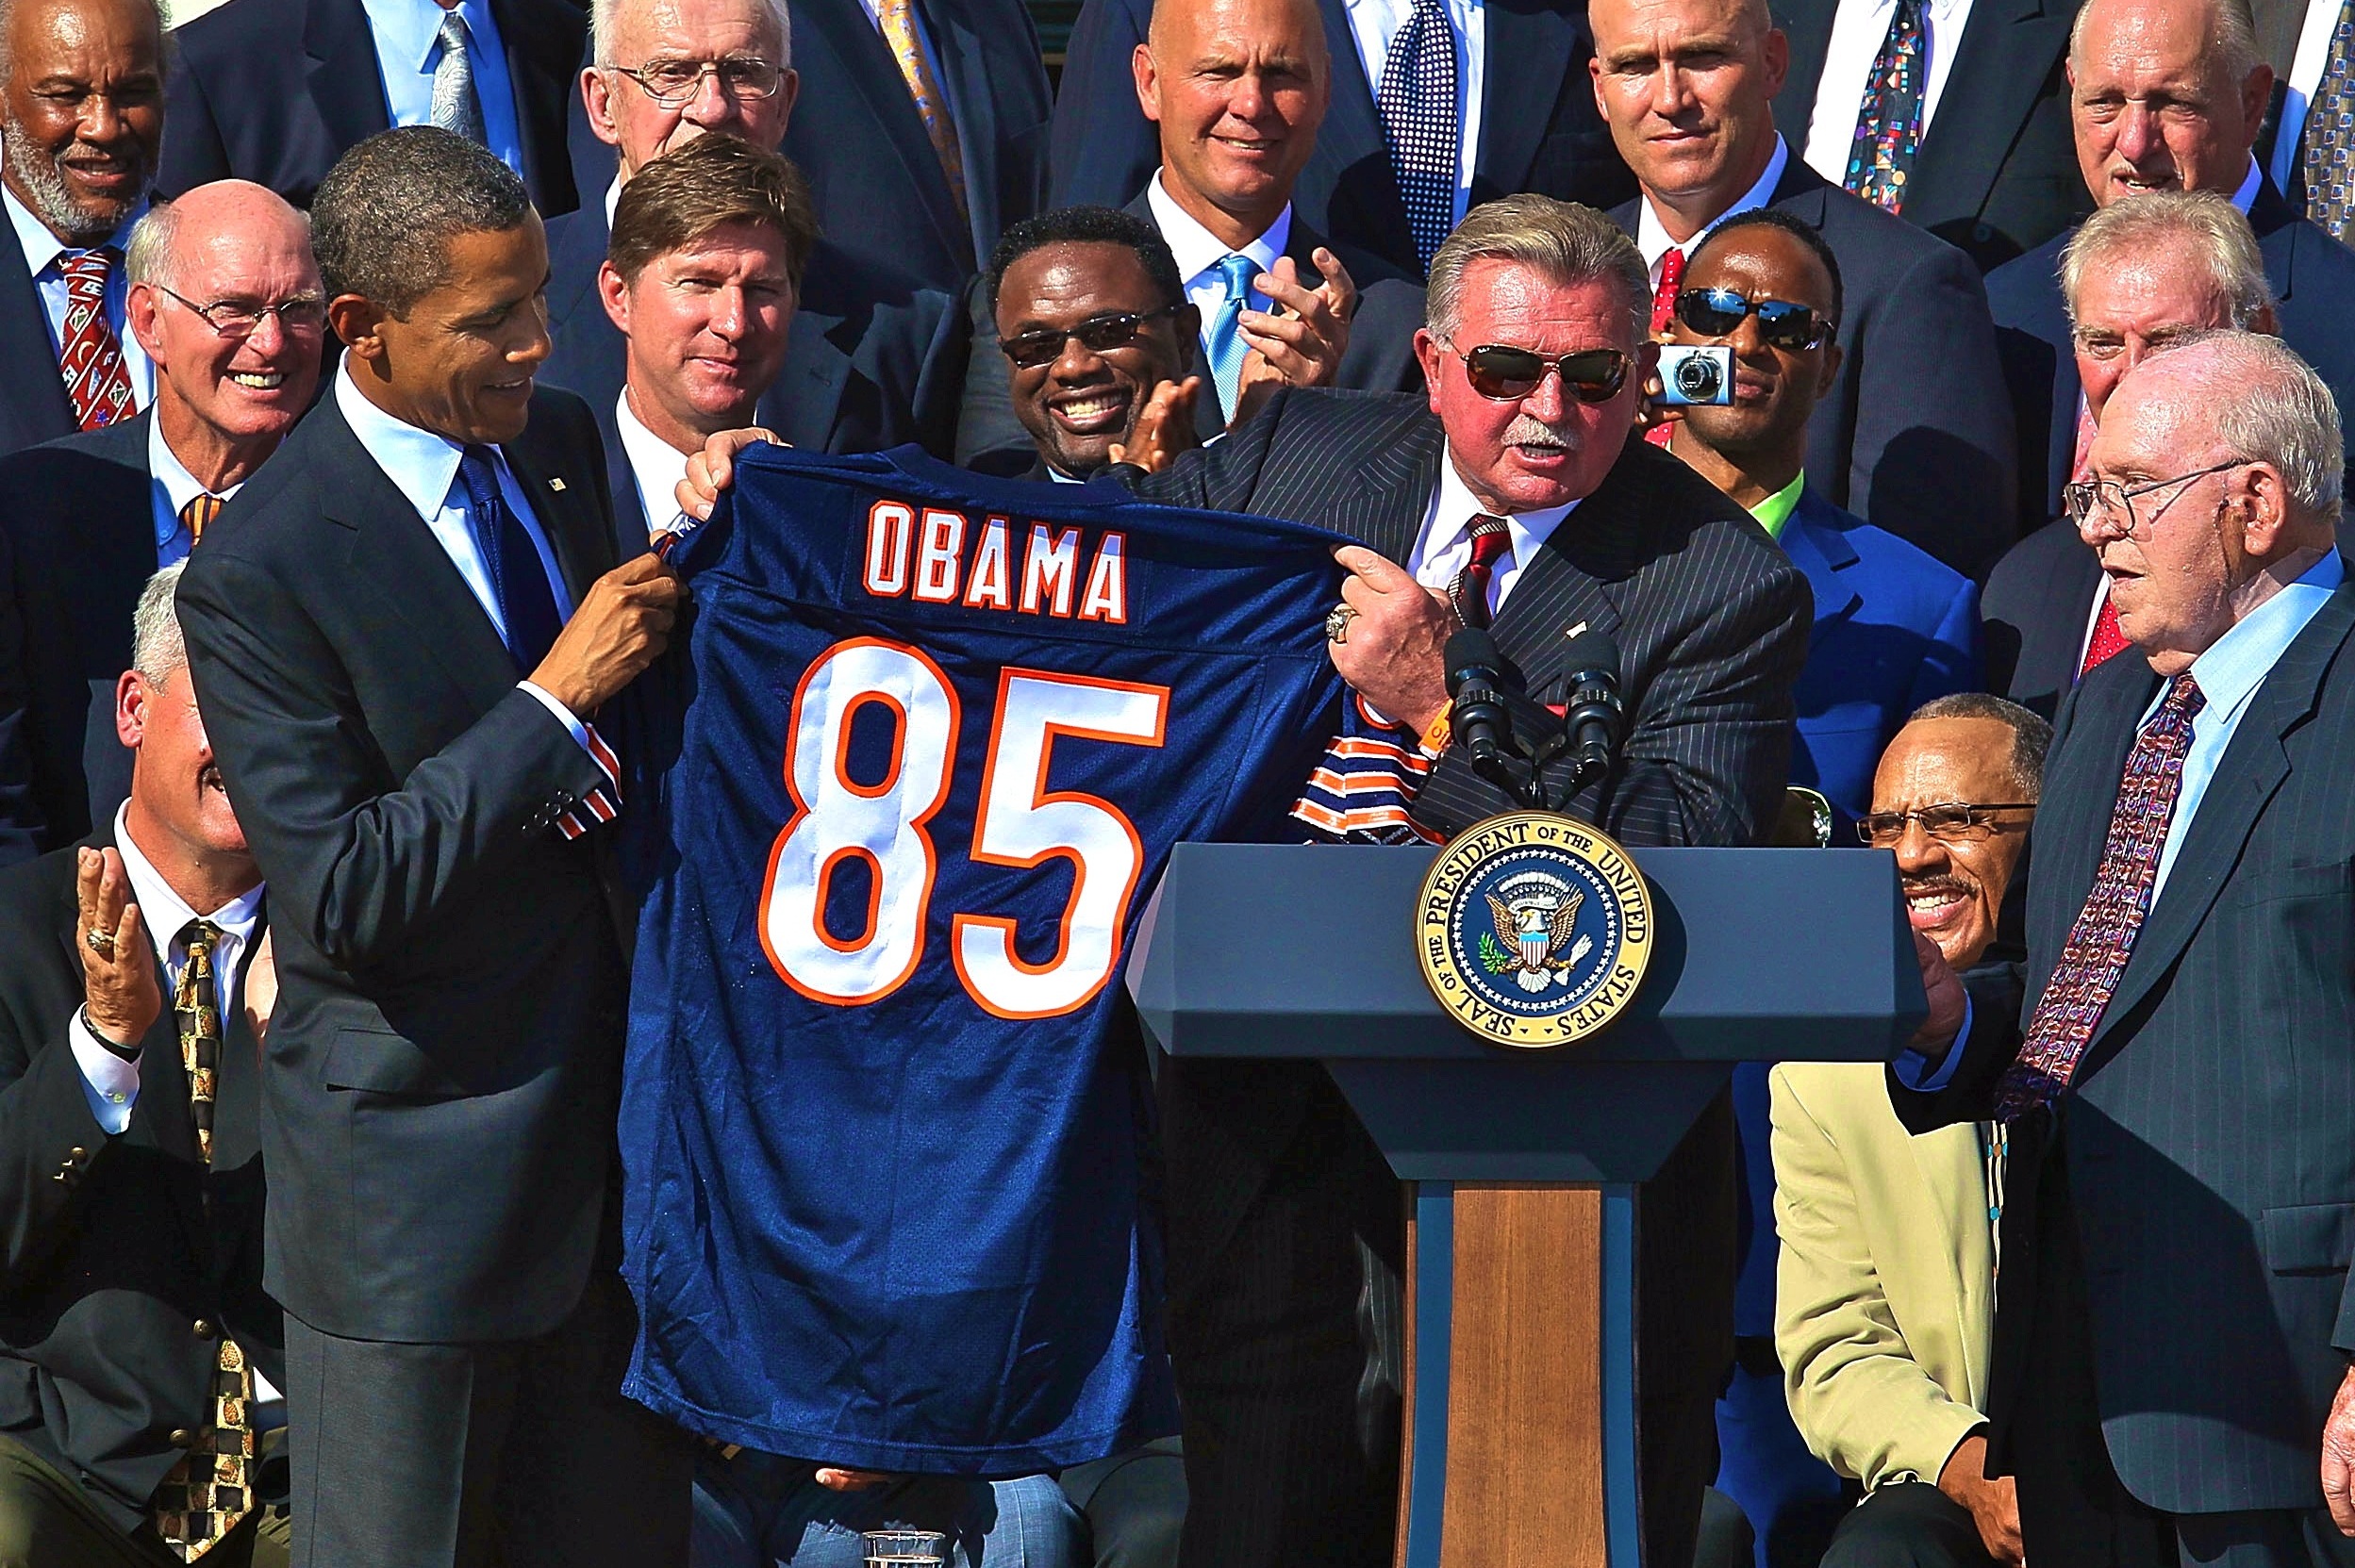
[620,445,1349,1471]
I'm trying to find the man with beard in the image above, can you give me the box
[0,0,164,455]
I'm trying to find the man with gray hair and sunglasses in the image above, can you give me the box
[677,190,1813,1567]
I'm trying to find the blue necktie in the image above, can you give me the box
[1203,253,1260,421]
[1377,0,1460,272]
[456,446,563,673]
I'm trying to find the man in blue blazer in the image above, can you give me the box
[1897,332,2355,1566]
[156,0,584,215]
[1660,206,1977,1568]
[1984,0,2355,535]
[542,0,965,514]
[1047,0,1635,278]
[568,0,1051,295]
[1590,0,2017,580]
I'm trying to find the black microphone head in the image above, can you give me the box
[1563,624,1621,684]
[1445,627,1505,696]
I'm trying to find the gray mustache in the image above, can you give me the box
[1502,415,1574,451]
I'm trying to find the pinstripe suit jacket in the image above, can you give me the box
[1893,574,2355,1514]
[1133,388,1813,845]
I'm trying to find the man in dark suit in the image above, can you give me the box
[1982,190,2281,717]
[1656,206,1978,1565]
[0,0,165,457]
[545,0,964,482]
[569,0,1052,294]
[1984,0,2355,539]
[174,128,691,1568]
[1897,331,2355,1565]
[156,0,583,215]
[0,180,324,859]
[1049,0,1636,278]
[1770,0,2090,272]
[0,560,287,1566]
[1590,0,2017,579]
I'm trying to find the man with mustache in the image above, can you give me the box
[1774,693,2048,1568]
[0,180,324,860]
[0,0,163,456]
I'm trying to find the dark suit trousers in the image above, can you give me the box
[283,1269,692,1568]
[0,1431,289,1568]
[2004,1123,2355,1568]
[1820,1481,1998,1568]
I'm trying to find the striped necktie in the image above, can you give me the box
[58,249,133,432]
[874,0,970,226]
[430,9,488,145]
[2301,0,2355,238]
[151,921,258,1560]
[1844,0,1928,212]
[1448,516,1512,629]
[1376,0,1460,272]
[179,493,223,547]
[1203,253,1260,420]
[1993,673,2203,1120]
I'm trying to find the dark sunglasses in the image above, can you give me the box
[1673,288,1835,351]
[1001,305,1186,371]
[1456,344,1632,403]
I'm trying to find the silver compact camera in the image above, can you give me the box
[1655,344,1736,406]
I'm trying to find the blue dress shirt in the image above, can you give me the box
[362,0,526,183]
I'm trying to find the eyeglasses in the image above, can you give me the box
[611,56,788,107]
[1000,305,1186,370]
[1672,287,1835,351]
[1856,801,2037,847]
[2062,458,2250,539]
[153,283,327,339]
[1451,343,1632,403]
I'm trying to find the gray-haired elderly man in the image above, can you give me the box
[1983,190,2282,717]
[1899,331,2355,1566]
[0,560,290,1568]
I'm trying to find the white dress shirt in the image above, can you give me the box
[1342,0,1486,229]
[148,417,245,569]
[1147,172,1292,360]
[1637,135,1792,285]
[361,0,526,183]
[2,189,154,413]
[333,364,596,752]
[1405,451,1579,619]
[1800,0,1979,188]
[616,388,692,537]
[2274,0,2347,194]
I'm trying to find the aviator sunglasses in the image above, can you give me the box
[1452,344,1632,403]
[1001,305,1187,371]
[1673,287,1836,351]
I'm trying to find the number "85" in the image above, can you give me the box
[759,638,1170,1020]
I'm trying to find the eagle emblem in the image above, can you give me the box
[1483,882,1593,992]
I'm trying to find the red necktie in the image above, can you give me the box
[1449,516,1512,629]
[1646,248,1685,449]
[1993,673,2204,1119]
[58,248,132,432]
[2081,592,2131,677]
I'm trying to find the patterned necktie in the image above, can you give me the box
[1992,673,2204,1121]
[430,9,488,145]
[1845,0,1928,212]
[874,0,970,227]
[179,493,223,548]
[1377,0,1460,272]
[152,920,257,1560]
[1448,516,1512,629]
[2080,593,2131,677]
[1203,253,1260,420]
[58,249,132,432]
[2301,0,2355,238]
[456,446,564,673]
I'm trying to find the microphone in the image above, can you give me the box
[1560,626,1624,797]
[1445,628,1525,802]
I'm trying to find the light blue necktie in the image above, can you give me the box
[1203,253,1260,421]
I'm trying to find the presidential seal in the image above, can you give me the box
[1415,811,1653,1048]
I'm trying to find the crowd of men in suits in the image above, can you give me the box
[0,0,2350,1559]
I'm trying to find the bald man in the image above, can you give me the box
[1984,0,2355,532]
[0,181,325,854]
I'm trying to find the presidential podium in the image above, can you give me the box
[1124,842,1925,1568]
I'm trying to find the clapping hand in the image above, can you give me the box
[1230,250,1357,430]
[2323,1364,2355,1534]
[76,846,159,1048]
[1106,376,1204,474]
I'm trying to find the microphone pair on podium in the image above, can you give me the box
[1444,625,1624,813]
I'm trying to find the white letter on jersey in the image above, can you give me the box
[863,501,915,597]
[1020,524,1081,617]
[953,670,1169,1018]
[763,638,957,1004]
[965,516,1014,610]
[1078,532,1127,623]
[913,508,968,602]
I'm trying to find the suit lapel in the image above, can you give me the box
[1473,0,1575,191]
[1909,0,2071,217]
[0,241,71,437]
[1325,411,1442,566]
[306,0,393,160]
[760,244,862,454]
[1771,0,1838,124]
[2033,659,2156,973]
[505,416,615,606]
[796,0,971,272]
[1484,443,1648,696]
[544,203,611,341]
[2097,582,2355,1041]
[1781,496,1863,631]
[916,0,996,253]
[491,0,572,208]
